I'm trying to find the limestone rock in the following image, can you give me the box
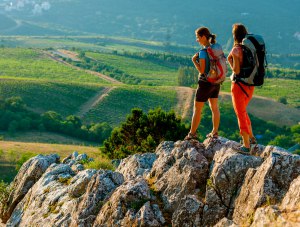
[71,170,124,226]
[149,140,209,212]
[1,139,300,227]
[0,154,59,223]
[129,201,165,227]
[202,136,230,162]
[93,176,161,226]
[116,153,156,181]
[233,148,300,225]
[250,205,300,227]
[250,175,300,226]
[281,175,300,210]
[149,141,175,180]
[172,195,203,227]
[202,145,263,226]
[6,164,79,226]
[214,217,239,227]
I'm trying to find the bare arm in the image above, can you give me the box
[227,52,241,74]
[192,53,206,74]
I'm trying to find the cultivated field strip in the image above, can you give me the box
[0,48,108,84]
[82,86,177,126]
[0,78,106,117]
[77,86,118,118]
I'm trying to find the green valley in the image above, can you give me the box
[0,36,299,183]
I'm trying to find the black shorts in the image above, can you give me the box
[195,80,220,102]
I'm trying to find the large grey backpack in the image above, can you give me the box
[235,34,267,86]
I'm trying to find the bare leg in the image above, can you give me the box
[190,101,205,134]
[208,98,220,134]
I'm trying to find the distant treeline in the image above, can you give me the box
[58,48,300,87]
[61,48,193,85]
[64,51,142,85]
[115,50,192,67]
[265,67,300,80]
[177,66,300,87]
[268,54,300,70]
[0,97,112,143]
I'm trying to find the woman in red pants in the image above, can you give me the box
[227,23,257,154]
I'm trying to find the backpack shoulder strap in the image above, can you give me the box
[235,80,249,97]
[247,36,261,50]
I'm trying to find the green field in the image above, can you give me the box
[220,78,300,108]
[0,78,109,117]
[0,39,299,184]
[83,86,177,126]
[86,51,178,86]
[0,48,109,84]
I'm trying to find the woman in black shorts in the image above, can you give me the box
[185,27,220,140]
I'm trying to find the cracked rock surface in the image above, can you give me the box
[1,138,299,227]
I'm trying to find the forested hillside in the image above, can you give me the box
[0,0,299,54]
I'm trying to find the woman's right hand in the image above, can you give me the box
[192,53,199,62]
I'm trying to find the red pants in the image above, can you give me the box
[231,82,254,135]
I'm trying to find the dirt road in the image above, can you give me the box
[76,87,117,117]
[175,86,194,120]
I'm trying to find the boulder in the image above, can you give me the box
[0,154,59,223]
[149,140,209,212]
[1,139,299,227]
[116,153,156,181]
[214,217,239,227]
[250,175,300,227]
[202,144,263,226]
[71,170,124,226]
[93,176,164,226]
[6,164,80,226]
[233,148,300,225]
[172,195,203,227]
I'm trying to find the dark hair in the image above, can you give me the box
[232,23,248,45]
[195,27,216,44]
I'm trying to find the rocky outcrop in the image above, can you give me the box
[149,140,209,213]
[232,148,300,225]
[1,138,299,227]
[93,176,165,226]
[249,175,300,227]
[0,154,59,223]
[203,146,263,226]
[116,153,156,181]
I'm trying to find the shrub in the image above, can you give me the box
[15,152,37,171]
[278,96,288,104]
[103,107,188,159]
[84,157,115,170]
[0,180,10,209]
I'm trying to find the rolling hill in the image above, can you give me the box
[0,0,299,54]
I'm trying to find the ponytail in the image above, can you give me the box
[209,34,216,44]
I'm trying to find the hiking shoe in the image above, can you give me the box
[206,132,218,139]
[184,132,198,140]
[235,146,251,155]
